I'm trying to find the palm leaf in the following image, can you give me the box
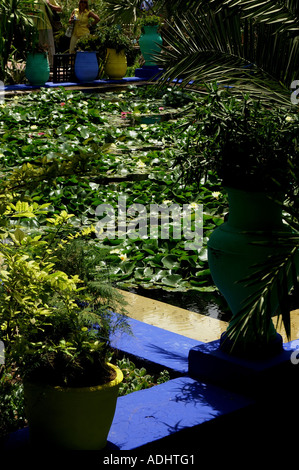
[157,6,298,104]
[226,236,298,347]
[220,0,299,34]
[158,0,299,34]
[0,0,37,80]
[102,0,140,23]
[102,0,161,24]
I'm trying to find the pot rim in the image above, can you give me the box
[24,363,123,393]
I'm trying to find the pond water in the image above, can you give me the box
[2,86,228,324]
[84,87,228,321]
[128,286,232,322]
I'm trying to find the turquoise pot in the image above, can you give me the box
[25,53,50,86]
[75,51,99,82]
[139,25,162,66]
[207,187,296,357]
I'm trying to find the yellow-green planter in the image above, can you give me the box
[104,48,127,79]
[24,363,123,450]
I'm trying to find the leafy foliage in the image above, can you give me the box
[76,25,134,56]
[103,24,134,53]
[0,86,226,297]
[156,0,299,103]
[1,84,296,355]
[0,0,37,81]
[112,356,170,395]
[0,201,129,387]
[0,370,26,438]
[173,85,299,197]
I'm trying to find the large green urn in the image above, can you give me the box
[207,187,295,358]
[25,52,50,86]
[139,25,163,66]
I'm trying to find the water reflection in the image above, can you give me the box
[119,288,229,342]
[128,286,231,322]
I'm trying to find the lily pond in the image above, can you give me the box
[0,84,229,319]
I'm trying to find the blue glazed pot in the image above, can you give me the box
[139,25,162,66]
[25,53,50,86]
[75,51,99,82]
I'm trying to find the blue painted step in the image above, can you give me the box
[2,77,144,92]
[107,376,253,451]
[110,315,201,375]
[189,338,299,397]
[3,376,253,453]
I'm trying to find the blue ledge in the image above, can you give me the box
[188,338,299,397]
[107,376,253,451]
[135,66,163,80]
[2,375,253,453]
[3,76,144,92]
[3,316,297,453]
[110,316,201,375]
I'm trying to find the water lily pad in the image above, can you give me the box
[161,254,179,269]
[161,274,183,287]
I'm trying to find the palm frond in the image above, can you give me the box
[220,0,299,34]
[227,236,299,347]
[0,0,37,80]
[102,0,142,23]
[102,0,164,24]
[157,7,298,104]
[157,0,299,35]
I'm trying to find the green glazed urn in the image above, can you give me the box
[25,52,50,86]
[207,187,296,358]
[139,25,163,66]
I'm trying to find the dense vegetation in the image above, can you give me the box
[0,85,227,299]
[1,0,298,442]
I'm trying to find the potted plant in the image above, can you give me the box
[25,42,50,86]
[102,25,133,79]
[74,33,102,82]
[174,85,299,358]
[0,202,128,449]
[0,0,36,82]
[138,14,163,67]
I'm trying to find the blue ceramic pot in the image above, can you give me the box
[75,51,98,82]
